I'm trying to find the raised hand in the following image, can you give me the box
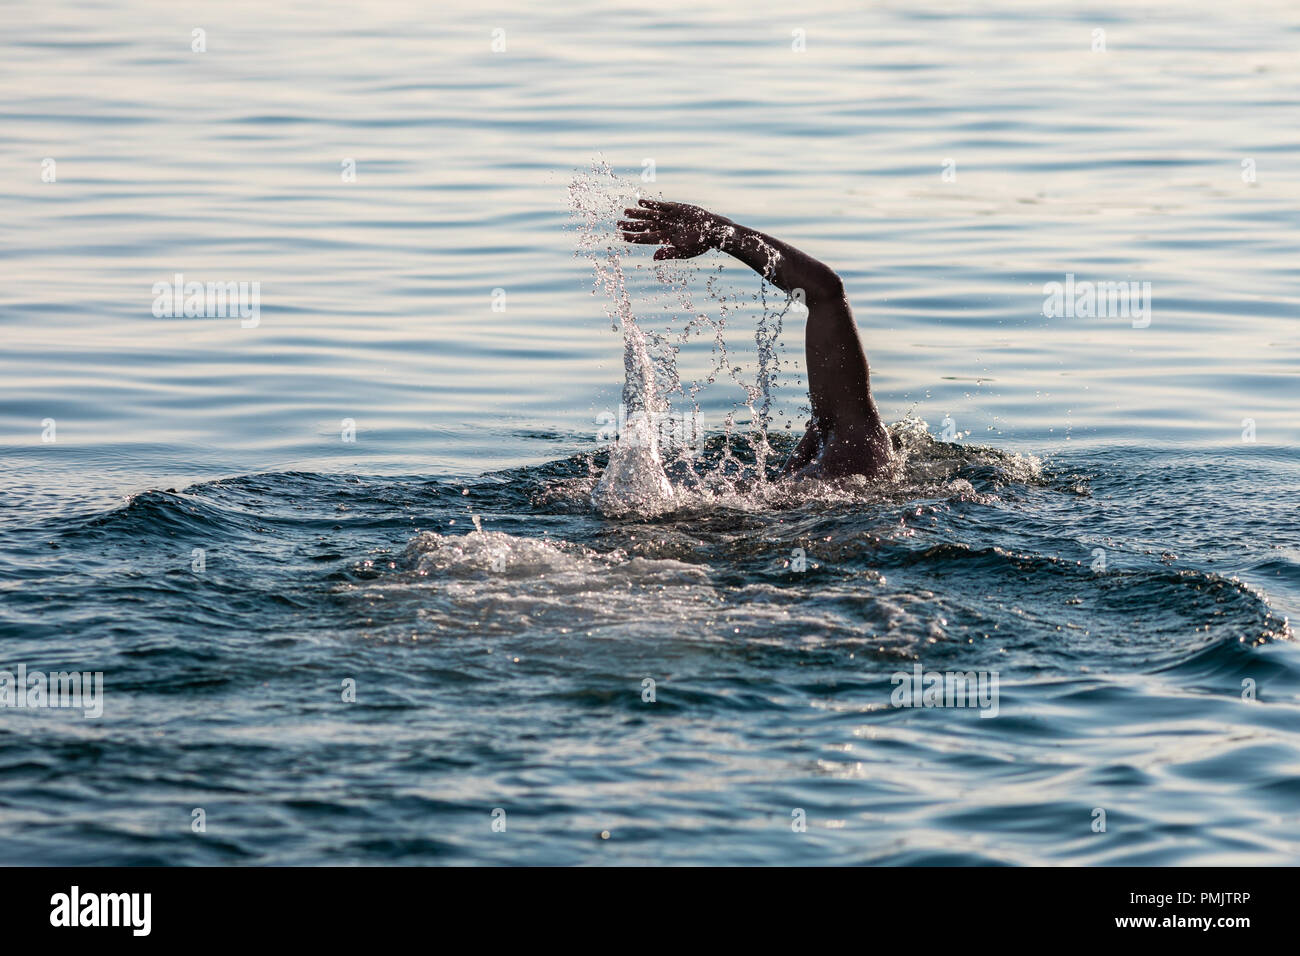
[618,199,730,260]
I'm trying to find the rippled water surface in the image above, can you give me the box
[2,0,1298,865]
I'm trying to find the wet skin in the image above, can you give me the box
[620,199,893,479]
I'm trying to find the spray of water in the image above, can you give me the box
[568,160,798,517]
[569,162,676,516]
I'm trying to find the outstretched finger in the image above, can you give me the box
[617,219,655,231]
[622,207,657,220]
[622,230,665,244]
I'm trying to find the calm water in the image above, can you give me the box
[2,0,1299,865]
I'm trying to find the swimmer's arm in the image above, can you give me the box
[706,215,872,432]
[620,200,843,303]
[621,199,874,431]
[714,224,846,305]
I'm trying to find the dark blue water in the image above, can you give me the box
[2,0,1299,864]
[3,432,1298,864]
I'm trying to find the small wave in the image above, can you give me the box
[372,487,1292,679]
[61,488,248,542]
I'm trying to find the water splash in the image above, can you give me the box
[568,160,802,517]
[569,161,676,516]
[566,163,1041,521]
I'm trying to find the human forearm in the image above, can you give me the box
[712,220,844,304]
[620,200,844,302]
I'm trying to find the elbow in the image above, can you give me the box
[804,269,845,305]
